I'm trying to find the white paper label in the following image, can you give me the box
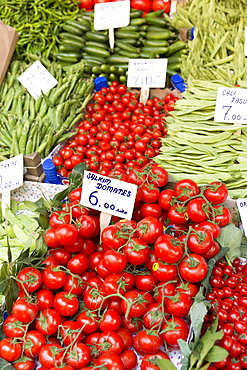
[81,171,138,220]
[237,199,247,237]
[0,154,23,194]
[245,26,247,57]
[127,59,167,88]
[94,0,130,30]
[170,0,177,17]
[214,87,247,124]
[18,61,58,100]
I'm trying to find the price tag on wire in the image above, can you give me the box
[18,60,58,100]
[80,171,137,220]
[127,58,167,105]
[214,87,247,125]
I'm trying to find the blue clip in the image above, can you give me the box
[94,76,108,92]
[171,74,187,92]
[189,27,195,40]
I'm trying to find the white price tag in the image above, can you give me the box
[0,154,23,194]
[18,61,58,100]
[94,1,130,31]
[237,199,247,237]
[214,87,247,124]
[127,59,167,88]
[81,171,138,220]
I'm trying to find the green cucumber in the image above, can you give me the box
[119,75,127,83]
[59,43,82,52]
[107,55,129,65]
[83,46,110,58]
[120,25,139,32]
[86,41,109,50]
[145,30,174,40]
[145,17,168,27]
[139,52,158,59]
[115,41,139,53]
[62,38,85,49]
[130,17,146,26]
[76,18,92,31]
[60,32,85,43]
[84,58,102,66]
[144,39,168,47]
[117,49,139,58]
[165,41,187,57]
[139,25,149,31]
[171,49,189,57]
[56,53,80,62]
[62,24,83,36]
[168,56,182,64]
[146,26,170,32]
[130,9,143,18]
[115,38,137,45]
[85,31,109,43]
[145,10,164,17]
[67,19,91,33]
[82,53,106,64]
[114,30,139,39]
[167,62,180,71]
[141,46,169,54]
[111,64,128,71]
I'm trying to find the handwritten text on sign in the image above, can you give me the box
[214,87,247,124]
[81,171,138,220]
[127,59,168,88]
[94,1,130,31]
[0,154,23,194]
[18,61,58,100]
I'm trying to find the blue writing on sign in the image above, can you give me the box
[239,202,247,207]
[88,191,128,214]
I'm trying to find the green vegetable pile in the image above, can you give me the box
[0,0,80,61]
[166,0,247,81]
[56,9,188,83]
[156,0,247,198]
[0,58,94,159]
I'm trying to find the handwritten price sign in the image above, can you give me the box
[214,87,247,124]
[0,154,23,194]
[127,59,167,88]
[18,61,58,100]
[94,1,130,31]
[81,171,137,220]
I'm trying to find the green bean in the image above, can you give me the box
[10,130,20,156]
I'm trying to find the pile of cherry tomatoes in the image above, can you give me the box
[205,258,247,370]
[53,82,178,178]
[0,163,232,370]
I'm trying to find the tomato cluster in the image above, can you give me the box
[0,165,232,370]
[53,82,178,177]
[205,258,247,370]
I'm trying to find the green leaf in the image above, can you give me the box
[201,247,229,294]
[17,200,38,212]
[194,329,224,369]
[204,346,228,363]
[240,234,247,258]
[178,339,191,370]
[0,358,16,369]
[157,359,177,370]
[216,223,242,262]
[189,288,209,349]
[5,278,18,314]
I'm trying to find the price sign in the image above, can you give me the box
[94,1,130,30]
[18,61,58,100]
[127,59,168,88]
[81,171,138,220]
[214,87,247,124]
[0,154,23,194]
[237,199,247,237]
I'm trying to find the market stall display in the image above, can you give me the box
[1,0,247,369]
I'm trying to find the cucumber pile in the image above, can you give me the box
[56,9,188,84]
